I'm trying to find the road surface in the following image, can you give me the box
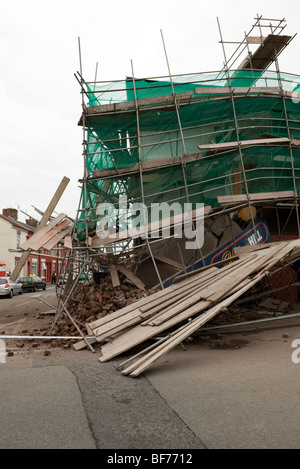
[0,286,300,450]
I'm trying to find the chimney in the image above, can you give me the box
[26,218,38,228]
[3,208,18,220]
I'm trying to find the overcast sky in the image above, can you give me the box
[1,0,300,223]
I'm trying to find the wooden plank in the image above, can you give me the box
[197,137,290,151]
[173,256,239,282]
[20,213,67,250]
[99,299,213,362]
[90,152,204,180]
[73,338,98,351]
[116,265,146,291]
[92,273,218,340]
[113,240,300,374]
[94,312,147,343]
[89,268,217,333]
[93,256,246,340]
[93,247,276,341]
[139,275,215,318]
[110,264,120,287]
[233,244,271,255]
[138,266,222,315]
[217,190,295,204]
[122,273,261,376]
[98,255,256,360]
[194,86,280,95]
[64,234,73,249]
[22,218,71,251]
[84,92,193,116]
[238,34,292,71]
[153,253,183,270]
[121,245,294,376]
[246,36,266,43]
[42,223,73,250]
[140,284,211,326]
[148,255,260,326]
[99,243,288,361]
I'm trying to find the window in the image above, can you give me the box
[41,260,47,281]
[32,259,37,275]
[16,231,21,249]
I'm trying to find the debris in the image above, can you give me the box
[52,268,149,346]
[259,298,290,312]
[81,240,300,376]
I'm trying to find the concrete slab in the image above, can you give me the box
[0,365,96,449]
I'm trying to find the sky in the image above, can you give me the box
[1,0,300,223]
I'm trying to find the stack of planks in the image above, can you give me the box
[84,240,300,376]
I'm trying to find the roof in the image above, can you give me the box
[0,214,36,233]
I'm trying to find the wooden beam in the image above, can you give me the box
[194,86,281,95]
[153,253,184,270]
[64,234,73,249]
[110,264,120,287]
[21,218,71,251]
[246,36,267,44]
[90,152,203,180]
[82,92,193,117]
[116,264,146,291]
[173,255,240,282]
[42,223,74,251]
[198,137,290,151]
[217,190,296,204]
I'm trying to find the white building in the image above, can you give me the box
[0,208,35,277]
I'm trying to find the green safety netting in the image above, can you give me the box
[76,70,300,240]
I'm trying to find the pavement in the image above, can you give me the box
[1,302,300,449]
[0,364,96,449]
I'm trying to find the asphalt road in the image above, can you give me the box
[0,287,300,450]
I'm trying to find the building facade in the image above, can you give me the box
[0,208,68,282]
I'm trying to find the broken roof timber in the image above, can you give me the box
[20,213,73,251]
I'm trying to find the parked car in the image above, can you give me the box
[18,276,46,292]
[0,277,23,298]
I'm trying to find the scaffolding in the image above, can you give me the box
[57,15,300,312]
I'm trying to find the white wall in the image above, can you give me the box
[0,218,27,276]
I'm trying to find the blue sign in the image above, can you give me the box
[163,217,271,288]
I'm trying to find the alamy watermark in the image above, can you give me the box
[291,339,300,364]
[96,195,205,250]
[291,91,300,104]
[0,339,6,364]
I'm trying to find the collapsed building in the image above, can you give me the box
[51,16,300,373]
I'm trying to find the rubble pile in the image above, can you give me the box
[53,272,150,338]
